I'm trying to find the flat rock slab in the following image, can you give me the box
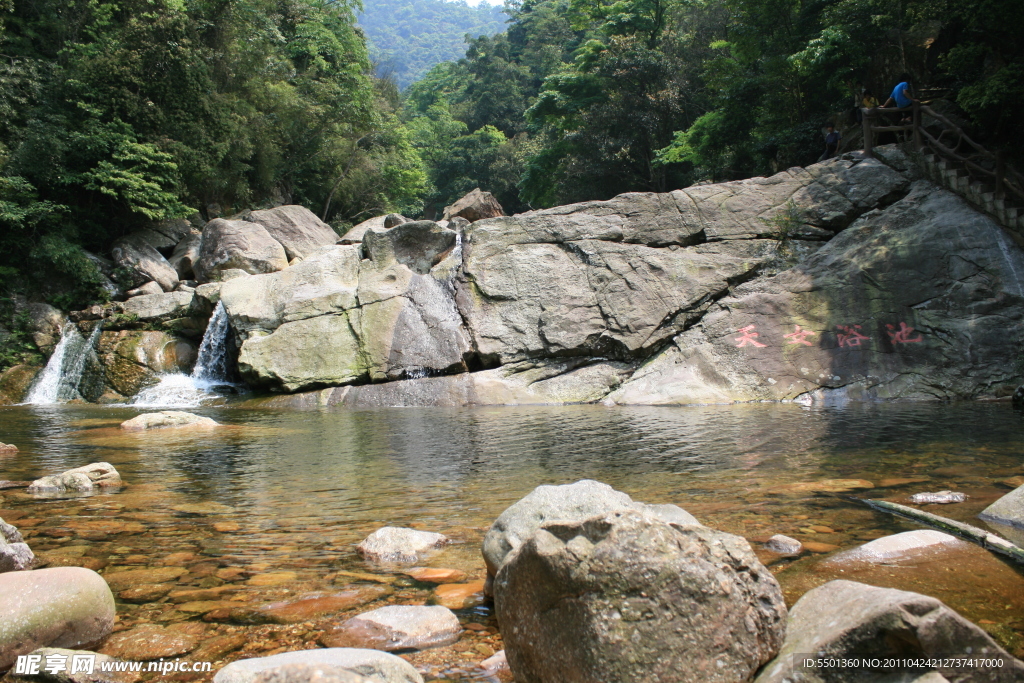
[356,527,449,564]
[229,586,391,624]
[21,647,141,683]
[102,567,188,592]
[821,530,960,565]
[0,567,116,670]
[171,502,235,515]
[212,648,424,683]
[121,411,220,431]
[404,568,467,584]
[321,605,461,652]
[99,624,199,660]
[432,581,485,610]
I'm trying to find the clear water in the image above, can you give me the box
[1,401,1023,678]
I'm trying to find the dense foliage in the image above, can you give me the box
[0,0,425,305]
[408,0,1024,210]
[358,0,505,89]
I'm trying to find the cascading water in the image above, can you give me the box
[131,301,239,407]
[24,322,102,404]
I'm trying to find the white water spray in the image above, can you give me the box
[25,322,102,404]
[131,301,238,407]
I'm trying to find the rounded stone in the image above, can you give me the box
[213,649,424,683]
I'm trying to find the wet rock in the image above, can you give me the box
[910,490,968,504]
[117,583,174,603]
[442,188,504,223]
[171,501,234,514]
[245,571,297,587]
[495,509,786,683]
[102,567,188,592]
[0,567,116,670]
[99,624,199,660]
[120,411,220,431]
[27,463,122,493]
[248,205,339,261]
[483,479,700,577]
[0,515,34,571]
[194,219,289,283]
[479,649,508,676]
[96,331,197,397]
[764,534,802,557]
[0,442,17,452]
[213,649,424,683]
[799,541,840,553]
[979,481,1024,530]
[357,527,449,564]
[251,664,371,683]
[111,235,179,292]
[168,585,238,602]
[121,291,193,322]
[404,567,467,584]
[125,281,163,298]
[190,633,248,662]
[230,586,391,624]
[0,365,40,405]
[754,580,1024,683]
[431,581,485,610]
[16,647,141,683]
[320,605,462,651]
[823,530,960,565]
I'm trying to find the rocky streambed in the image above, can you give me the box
[1,402,1024,682]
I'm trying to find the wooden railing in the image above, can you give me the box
[861,102,1024,204]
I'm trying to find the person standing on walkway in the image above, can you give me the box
[882,74,917,122]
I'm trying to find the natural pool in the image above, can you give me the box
[2,401,1023,680]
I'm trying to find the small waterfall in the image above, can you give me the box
[131,301,238,407]
[25,322,102,404]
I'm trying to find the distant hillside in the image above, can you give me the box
[358,0,506,89]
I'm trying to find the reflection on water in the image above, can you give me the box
[1,401,1023,677]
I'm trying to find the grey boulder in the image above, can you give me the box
[482,479,700,577]
[248,205,339,261]
[0,567,116,670]
[125,281,163,298]
[754,580,1024,683]
[0,516,34,572]
[213,649,424,683]
[356,527,449,564]
[27,463,122,493]
[111,234,179,292]
[120,411,219,431]
[194,218,288,283]
[168,232,203,280]
[979,482,1024,530]
[442,188,504,223]
[494,509,787,683]
[121,291,193,322]
[363,221,458,275]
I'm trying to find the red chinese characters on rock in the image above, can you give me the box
[783,325,816,346]
[886,322,923,344]
[733,325,767,348]
[836,324,870,348]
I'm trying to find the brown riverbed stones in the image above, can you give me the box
[226,586,391,624]
[0,567,116,670]
[754,580,1024,683]
[494,508,787,683]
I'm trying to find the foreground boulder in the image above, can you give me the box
[483,479,700,577]
[754,580,1024,682]
[979,481,1024,530]
[356,527,449,563]
[248,205,339,261]
[321,605,461,651]
[213,649,424,683]
[0,567,116,670]
[251,664,370,683]
[495,509,786,683]
[0,516,34,571]
[120,411,220,431]
[194,218,289,283]
[27,463,122,493]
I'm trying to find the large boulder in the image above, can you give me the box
[27,463,122,493]
[442,188,504,223]
[495,509,786,683]
[0,567,116,670]
[0,516,34,572]
[979,481,1024,530]
[121,291,193,322]
[339,216,385,245]
[96,331,197,397]
[213,649,424,683]
[193,219,289,283]
[483,479,699,577]
[754,580,1024,683]
[248,205,339,260]
[606,179,1024,405]
[111,234,179,292]
[0,365,41,405]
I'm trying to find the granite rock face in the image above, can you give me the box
[194,219,289,283]
[247,205,339,261]
[495,509,786,683]
[754,580,1024,683]
[111,235,179,292]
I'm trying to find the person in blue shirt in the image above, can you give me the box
[818,124,841,161]
[882,74,917,123]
